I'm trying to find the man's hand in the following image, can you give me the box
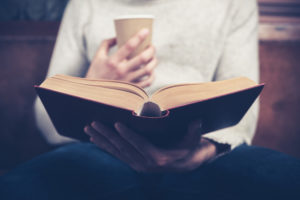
[85,28,157,88]
[84,120,218,173]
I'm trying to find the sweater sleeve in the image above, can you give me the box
[34,0,91,145]
[203,0,259,150]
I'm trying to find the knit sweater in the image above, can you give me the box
[34,0,259,149]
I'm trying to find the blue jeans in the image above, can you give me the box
[0,143,300,200]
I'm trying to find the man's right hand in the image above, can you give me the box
[85,29,157,88]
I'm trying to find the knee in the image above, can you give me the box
[46,143,134,175]
[0,143,141,200]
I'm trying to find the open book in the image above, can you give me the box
[36,75,264,147]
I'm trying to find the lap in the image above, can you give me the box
[159,145,300,199]
[1,143,299,200]
[0,143,143,200]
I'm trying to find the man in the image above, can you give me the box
[1,0,299,199]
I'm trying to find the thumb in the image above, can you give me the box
[98,38,117,57]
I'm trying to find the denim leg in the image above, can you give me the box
[158,145,300,200]
[0,142,145,200]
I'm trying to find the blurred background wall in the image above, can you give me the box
[0,0,68,173]
[254,0,300,159]
[0,0,68,21]
[0,0,300,173]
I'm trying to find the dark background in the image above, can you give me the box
[0,0,68,21]
[0,0,300,174]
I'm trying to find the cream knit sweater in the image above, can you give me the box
[35,0,259,149]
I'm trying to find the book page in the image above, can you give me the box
[54,74,148,99]
[150,77,258,111]
[40,75,148,112]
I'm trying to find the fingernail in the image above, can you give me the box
[114,122,121,129]
[92,121,102,127]
[140,28,149,37]
[114,122,125,131]
[83,126,89,133]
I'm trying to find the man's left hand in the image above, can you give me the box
[84,120,217,173]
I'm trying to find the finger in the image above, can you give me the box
[178,139,217,171]
[188,119,202,136]
[98,38,117,58]
[126,45,156,72]
[91,122,128,153]
[91,121,146,162]
[84,125,121,157]
[115,122,170,172]
[181,119,202,147]
[136,71,156,88]
[126,57,157,82]
[114,122,154,158]
[111,28,149,62]
[85,125,144,169]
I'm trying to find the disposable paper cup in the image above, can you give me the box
[114,15,154,58]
